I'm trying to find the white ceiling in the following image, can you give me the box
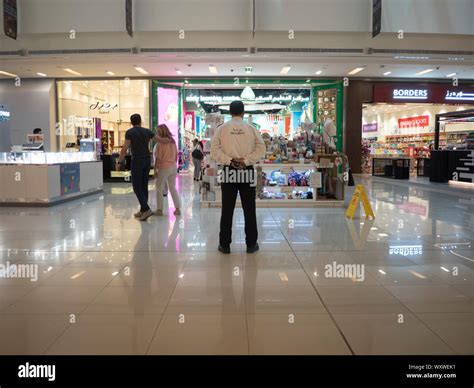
[1,52,473,79]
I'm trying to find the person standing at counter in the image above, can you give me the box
[116,114,172,221]
[33,128,44,151]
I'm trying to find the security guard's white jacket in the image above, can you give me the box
[210,117,266,166]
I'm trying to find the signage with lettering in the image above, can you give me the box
[389,245,423,256]
[398,115,429,129]
[362,123,378,132]
[89,102,118,114]
[393,89,428,100]
[374,84,474,104]
[445,90,474,101]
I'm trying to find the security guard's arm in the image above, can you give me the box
[210,128,233,165]
[243,128,266,166]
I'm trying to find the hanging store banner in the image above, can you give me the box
[372,0,382,38]
[126,0,133,38]
[398,115,429,129]
[3,0,17,40]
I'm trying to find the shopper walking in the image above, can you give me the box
[210,100,266,254]
[116,113,172,221]
[154,124,181,216]
[153,142,168,196]
[191,138,204,181]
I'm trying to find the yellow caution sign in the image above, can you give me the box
[345,184,375,219]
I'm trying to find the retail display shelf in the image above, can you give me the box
[201,199,343,208]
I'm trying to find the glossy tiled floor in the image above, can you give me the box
[0,172,473,355]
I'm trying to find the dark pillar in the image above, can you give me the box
[344,80,374,173]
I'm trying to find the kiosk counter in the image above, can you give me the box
[0,152,103,206]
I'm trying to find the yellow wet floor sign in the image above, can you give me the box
[346,184,375,219]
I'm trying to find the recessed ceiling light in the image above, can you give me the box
[209,65,218,74]
[36,72,47,77]
[64,68,82,76]
[348,67,365,75]
[106,71,115,76]
[383,71,391,76]
[134,66,148,75]
[0,70,17,77]
[306,79,311,82]
[245,66,253,74]
[176,69,183,75]
[280,65,291,74]
[446,72,457,77]
[315,70,322,75]
[415,68,435,76]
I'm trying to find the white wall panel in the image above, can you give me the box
[136,0,252,31]
[382,0,474,35]
[0,79,56,152]
[256,0,371,32]
[19,0,125,34]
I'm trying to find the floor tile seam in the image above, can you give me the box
[145,275,182,355]
[267,207,355,355]
[377,281,460,354]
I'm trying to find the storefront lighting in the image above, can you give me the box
[184,79,189,84]
[64,68,82,76]
[280,65,291,74]
[415,68,434,76]
[240,86,256,100]
[36,72,47,77]
[106,71,115,76]
[0,70,18,77]
[134,66,148,75]
[446,73,457,78]
[348,67,364,75]
[383,71,391,76]
[315,70,322,75]
[208,65,218,74]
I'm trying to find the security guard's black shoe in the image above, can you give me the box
[218,245,231,254]
[246,243,259,254]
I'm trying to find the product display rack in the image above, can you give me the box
[201,161,345,208]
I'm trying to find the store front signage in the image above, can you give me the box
[89,101,118,114]
[398,115,429,128]
[393,89,428,100]
[185,94,309,103]
[445,90,474,101]
[374,84,474,104]
[362,123,378,132]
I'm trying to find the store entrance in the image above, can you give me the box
[361,102,473,177]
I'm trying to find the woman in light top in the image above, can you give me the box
[154,124,181,216]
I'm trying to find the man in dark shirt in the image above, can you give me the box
[117,113,172,221]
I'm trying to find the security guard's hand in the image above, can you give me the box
[231,158,246,169]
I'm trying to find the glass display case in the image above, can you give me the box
[0,152,97,165]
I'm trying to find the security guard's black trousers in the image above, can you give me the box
[219,166,258,248]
